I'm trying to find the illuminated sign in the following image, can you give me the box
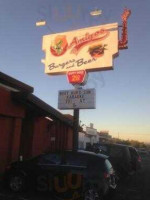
[58,88,96,109]
[42,23,119,75]
[67,70,86,84]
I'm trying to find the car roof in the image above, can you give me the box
[26,150,108,161]
[66,150,108,159]
[102,143,136,149]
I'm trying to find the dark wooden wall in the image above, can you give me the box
[0,86,73,174]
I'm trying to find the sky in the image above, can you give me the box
[0,0,150,143]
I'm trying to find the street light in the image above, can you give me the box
[90,9,102,16]
[36,20,46,27]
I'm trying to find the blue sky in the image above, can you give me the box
[0,0,150,142]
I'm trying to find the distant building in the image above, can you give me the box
[78,123,99,149]
[86,123,98,144]
[78,131,86,149]
[97,130,112,143]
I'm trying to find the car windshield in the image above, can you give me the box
[0,1,150,200]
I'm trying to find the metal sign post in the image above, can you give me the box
[72,84,82,152]
[70,72,88,152]
[73,108,79,151]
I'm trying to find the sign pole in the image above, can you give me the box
[65,72,90,152]
[72,84,81,152]
[73,108,79,152]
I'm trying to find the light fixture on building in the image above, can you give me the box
[45,116,53,121]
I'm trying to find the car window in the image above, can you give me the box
[38,153,61,164]
[109,146,123,158]
[65,153,87,167]
[129,147,138,157]
[100,145,109,154]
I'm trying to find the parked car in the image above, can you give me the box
[3,150,117,200]
[98,143,141,178]
[92,143,103,153]
[128,146,142,171]
[137,149,149,159]
[85,143,93,151]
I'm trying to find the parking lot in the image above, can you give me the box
[0,155,150,200]
[115,155,150,200]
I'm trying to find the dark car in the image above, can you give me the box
[92,143,103,153]
[98,143,141,178]
[128,146,142,171]
[137,149,149,161]
[3,150,117,200]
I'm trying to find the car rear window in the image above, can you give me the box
[99,145,109,155]
[65,153,87,167]
[38,153,61,164]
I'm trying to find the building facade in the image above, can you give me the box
[97,130,112,143]
[78,123,98,149]
[0,72,73,174]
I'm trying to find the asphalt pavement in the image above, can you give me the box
[114,155,150,200]
[0,185,54,200]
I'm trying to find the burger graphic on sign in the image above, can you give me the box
[88,43,107,58]
[50,35,68,56]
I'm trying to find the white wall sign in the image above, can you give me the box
[42,23,119,75]
[58,88,96,109]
